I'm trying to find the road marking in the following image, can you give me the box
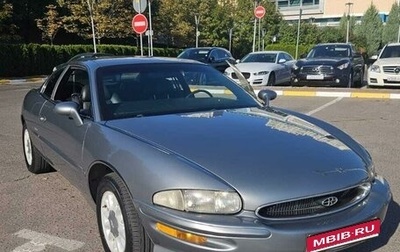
[306,97,343,116]
[13,229,84,252]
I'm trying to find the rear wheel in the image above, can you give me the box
[267,72,276,86]
[97,173,153,252]
[22,124,52,174]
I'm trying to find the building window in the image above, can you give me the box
[277,0,320,8]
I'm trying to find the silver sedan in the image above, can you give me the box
[21,57,391,252]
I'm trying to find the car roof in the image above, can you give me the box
[247,51,284,54]
[73,56,207,68]
[385,43,400,47]
[315,43,352,47]
[182,47,229,51]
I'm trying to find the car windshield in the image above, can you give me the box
[308,46,350,58]
[241,53,277,63]
[96,63,259,120]
[177,49,211,62]
[380,45,400,58]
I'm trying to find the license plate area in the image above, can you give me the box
[306,219,380,252]
[306,75,324,80]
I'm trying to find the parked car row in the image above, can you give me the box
[181,43,400,89]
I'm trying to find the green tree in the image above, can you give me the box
[0,1,19,42]
[8,0,54,42]
[59,0,133,44]
[338,13,356,43]
[382,2,400,44]
[36,4,62,45]
[355,4,383,56]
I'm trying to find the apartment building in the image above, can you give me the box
[270,0,398,26]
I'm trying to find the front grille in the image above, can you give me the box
[257,183,370,219]
[383,66,400,73]
[301,65,333,75]
[232,72,250,79]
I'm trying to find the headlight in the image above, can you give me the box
[153,189,242,214]
[369,65,380,73]
[254,71,269,76]
[337,62,350,70]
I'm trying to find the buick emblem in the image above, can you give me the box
[395,67,400,74]
[312,67,319,72]
[321,196,338,207]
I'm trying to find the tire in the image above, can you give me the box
[355,67,364,88]
[267,72,276,86]
[22,124,52,174]
[96,173,153,252]
[347,72,354,88]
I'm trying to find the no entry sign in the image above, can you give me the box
[254,5,266,19]
[132,14,148,34]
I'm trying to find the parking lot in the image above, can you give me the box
[0,82,399,252]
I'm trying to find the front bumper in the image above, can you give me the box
[137,176,391,252]
[368,70,400,87]
[291,73,349,87]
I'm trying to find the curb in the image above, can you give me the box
[0,77,46,85]
[255,87,400,100]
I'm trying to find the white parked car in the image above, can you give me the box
[224,51,296,86]
[368,43,400,87]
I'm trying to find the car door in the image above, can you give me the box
[38,66,92,183]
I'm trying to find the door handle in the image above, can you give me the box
[39,116,46,122]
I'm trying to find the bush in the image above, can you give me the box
[0,44,183,77]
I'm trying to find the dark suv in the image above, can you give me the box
[177,47,235,72]
[291,43,364,87]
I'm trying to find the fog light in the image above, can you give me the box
[370,78,377,83]
[293,78,298,83]
[335,79,340,83]
[156,223,207,244]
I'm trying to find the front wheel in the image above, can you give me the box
[267,72,276,86]
[96,173,153,252]
[347,72,354,88]
[22,124,52,174]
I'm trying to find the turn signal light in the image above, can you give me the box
[156,223,207,245]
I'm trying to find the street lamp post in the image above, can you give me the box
[345,2,353,43]
[195,14,200,48]
[228,28,233,52]
[87,0,97,53]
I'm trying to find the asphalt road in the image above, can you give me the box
[0,82,399,252]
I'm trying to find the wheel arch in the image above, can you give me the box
[88,162,127,204]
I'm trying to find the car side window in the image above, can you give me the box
[209,50,219,61]
[42,67,64,99]
[278,53,286,62]
[284,53,294,61]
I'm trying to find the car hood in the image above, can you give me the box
[298,58,349,66]
[106,108,369,209]
[226,62,277,72]
[373,57,400,65]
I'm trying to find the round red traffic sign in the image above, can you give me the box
[132,14,148,34]
[254,5,266,19]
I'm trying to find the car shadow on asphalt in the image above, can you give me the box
[347,198,400,251]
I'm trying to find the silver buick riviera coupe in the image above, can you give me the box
[21,57,391,252]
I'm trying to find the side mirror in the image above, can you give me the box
[208,56,215,62]
[278,59,287,64]
[236,59,241,64]
[370,55,378,60]
[54,101,83,126]
[258,89,277,107]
